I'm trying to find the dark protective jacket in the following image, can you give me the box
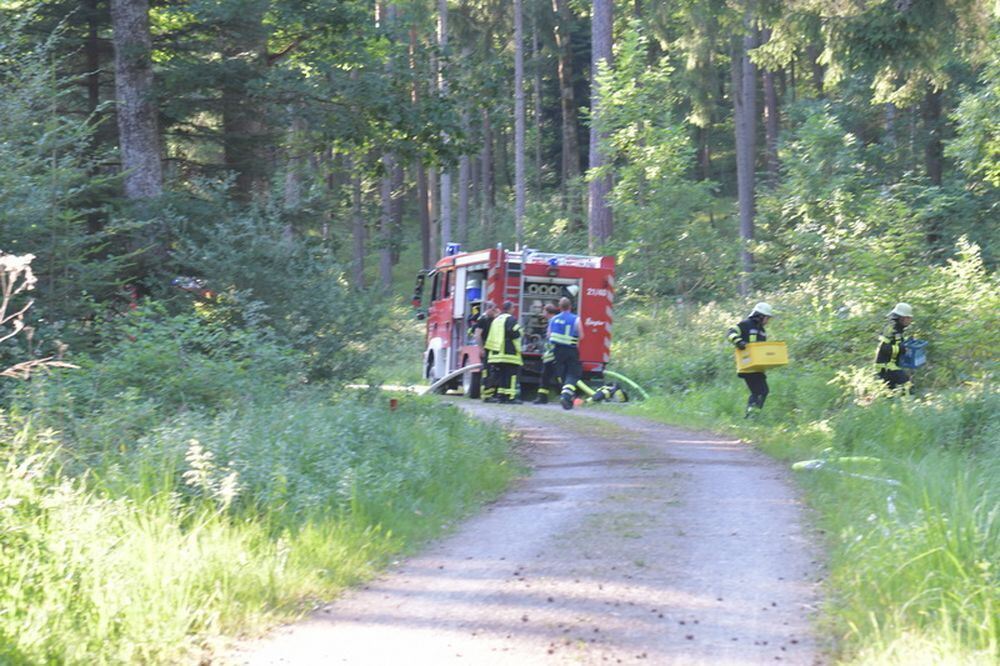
[475,313,494,346]
[727,315,767,347]
[875,318,907,370]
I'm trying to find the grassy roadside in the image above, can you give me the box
[613,297,998,665]
[0,390,515,664]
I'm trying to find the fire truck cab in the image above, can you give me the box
[413,244,616,397]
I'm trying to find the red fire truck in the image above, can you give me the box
[412,244,616,397]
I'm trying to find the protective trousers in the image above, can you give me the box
[739,372,769,414]
[480,350,495,399]
[554,345,582,400]
[491,363,519,401]
[538,359,559,397]
[878,368,911,393]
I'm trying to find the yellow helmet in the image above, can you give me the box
[891,302,913,318]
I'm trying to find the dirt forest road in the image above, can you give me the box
[232,402,825,666]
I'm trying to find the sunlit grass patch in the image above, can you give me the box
[615,291,999,664]
[0,392,514,664]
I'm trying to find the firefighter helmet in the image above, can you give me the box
[891,302,913,318]
[751,302,774,317]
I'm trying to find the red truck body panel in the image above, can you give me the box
[420,247,615,388]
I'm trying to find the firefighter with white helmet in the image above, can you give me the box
[875,302,914,392]
[727,302,775,418]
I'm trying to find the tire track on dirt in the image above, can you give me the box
[230,402,825,665]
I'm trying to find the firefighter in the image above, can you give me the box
[875,302,914,393]
[533,304,561,404]
[474,301,498,400]
[484,301,523,404]
[727,302,774,418]
[549,297,583,410]
[589,382,619,403]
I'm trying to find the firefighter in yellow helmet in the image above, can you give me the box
[484,301,523,403]
[727,302,774,418]
[875,302,914,392]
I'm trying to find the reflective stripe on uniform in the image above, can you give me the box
[486,313,523,365]
[484,313,510,352]
[548,313,580,346]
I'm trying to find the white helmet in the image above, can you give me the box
[751,301,774,317]
[891,302,913,318]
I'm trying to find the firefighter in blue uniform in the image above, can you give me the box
[727,302,774,418]
[875,302,914,393]
[548,297,584,410]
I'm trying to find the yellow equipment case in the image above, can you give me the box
[734,341,789,373]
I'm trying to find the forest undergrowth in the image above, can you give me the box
[0,301,514,665]
[614,243,998,664]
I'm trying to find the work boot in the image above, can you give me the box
[484,394,501,403]
[560,392,574,410]
[532,393,549,405]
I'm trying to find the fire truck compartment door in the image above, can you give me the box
[452,267,467,319]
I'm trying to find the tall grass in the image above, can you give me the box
[0,392,514,664]
[612,273,998,663]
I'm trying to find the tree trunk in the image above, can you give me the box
[220,8,270,200]
[86,0,101,118]
[587,0,613,250]
[417,160,432,269]
[761,31,779,184]
[409,26,432,269]
[109,0,162,200]
[531,4,543,195]
[86,0,106,233]
[391,160,404,264]
[697,125,712,181]
[380,154,394,290]
[763,68,779,182]
[923,86,944,249]
[514,0,526,247]
[480,109,495,231]
[458,115,471,245]
[377,2,395,287]
[438,0,452,255]
[471,153,481,215]
[349,153,365,289]
[884,102,897,149]
[428,166,439,260]
[284,113,306,213]
[806,43,824,97]
[731,15,758,297]
[552,0,581,217]
[923,86,943,186]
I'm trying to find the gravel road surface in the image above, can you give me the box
[231,402,824,665]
